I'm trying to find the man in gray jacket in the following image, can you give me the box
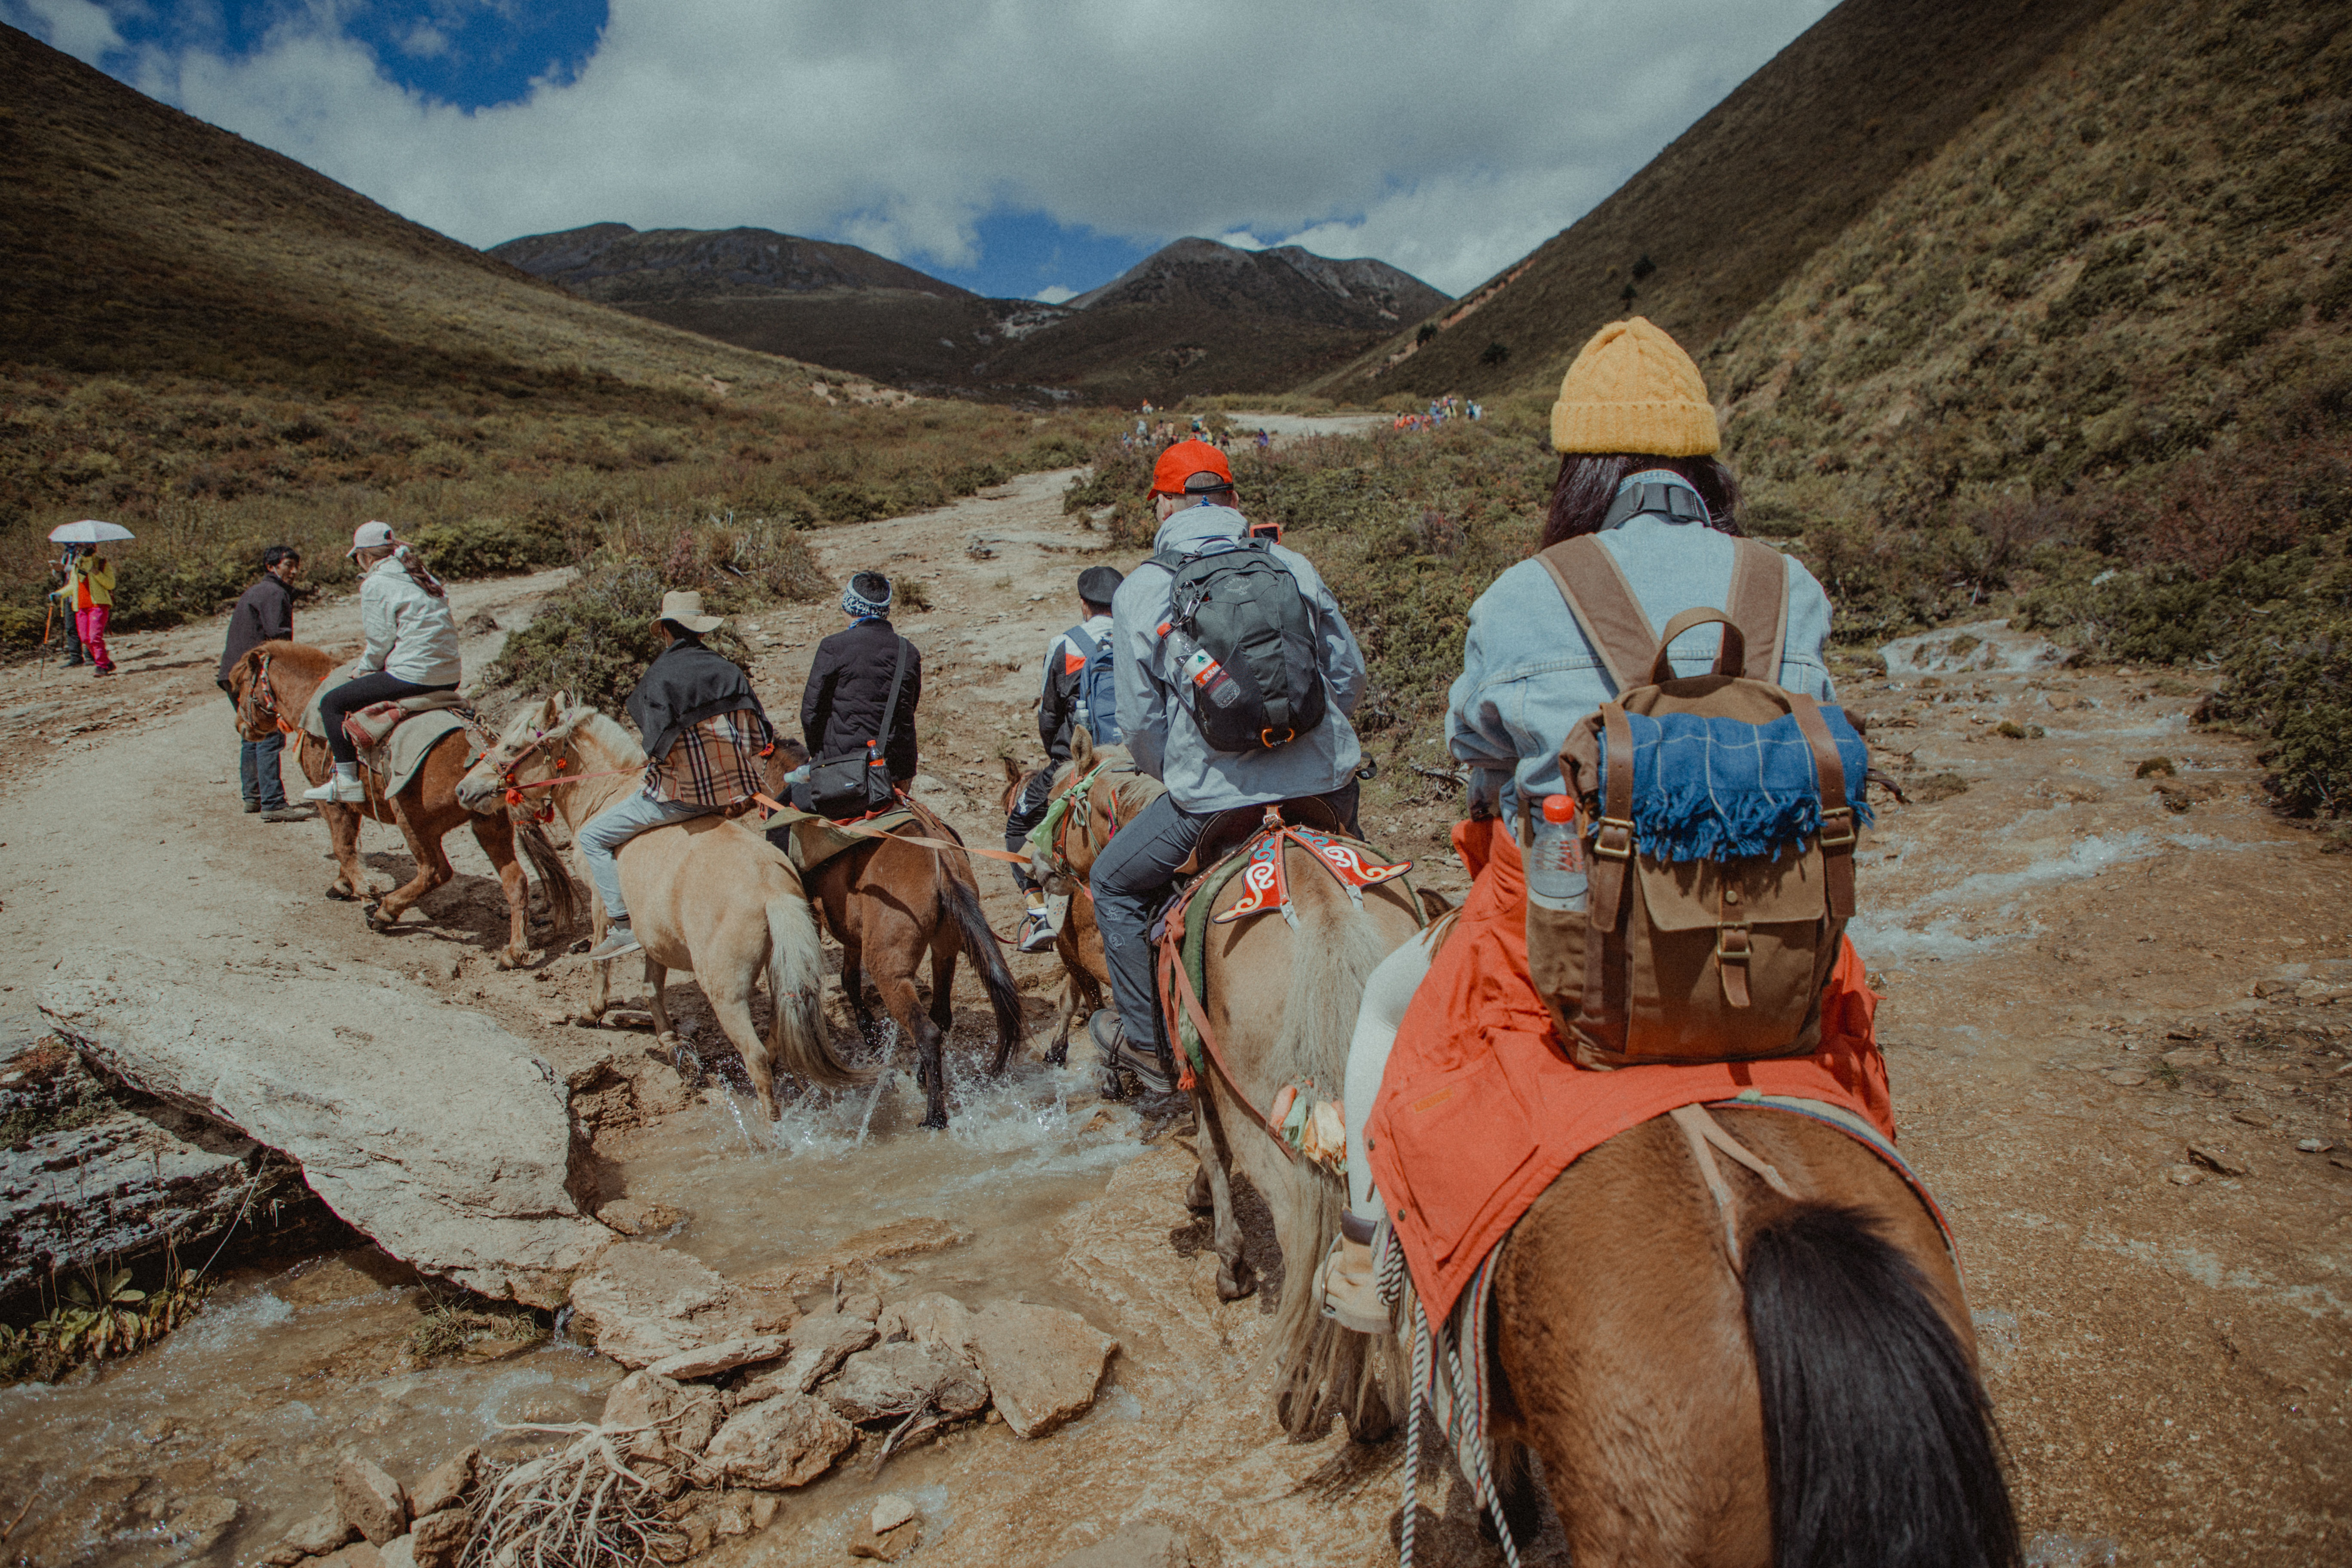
[1088,459,1369,1095]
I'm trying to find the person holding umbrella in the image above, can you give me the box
[48,520,133,677]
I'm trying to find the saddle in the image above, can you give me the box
[342,690,469,753]
[1172,794,1348,875]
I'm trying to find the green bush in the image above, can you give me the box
[407,514,571,578]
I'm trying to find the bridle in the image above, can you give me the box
[1041,758,1127,882]
[477,725,591,826]
[244,653,299,740]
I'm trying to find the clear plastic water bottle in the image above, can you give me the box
[1158,620,1244,710]
[1526,793,1588,912]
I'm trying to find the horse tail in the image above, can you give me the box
[899,797,1025,1061]
[1268,864,1401,1443]
[765,885,869,1090]
[1743,1203,2021,1568]
[515,821,580,936]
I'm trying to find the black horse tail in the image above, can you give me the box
[904,799,1026,1069]
[515,820,580,936]
[1742,1203,2021,1568]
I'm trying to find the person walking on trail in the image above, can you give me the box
[218,545,307,821]
[67,546,116,677]
[1005,564,1125,955]
[304,522,460,804]
[1313,316,1850,1332]
[1087,438,1370,1097]
[577,591,775,962]
[800,571,923,796]
[49,546,86,667]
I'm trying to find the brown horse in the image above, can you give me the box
[456,695,862,1119]
[1038,730,1422,1442]
[998,756,1106,1070]
[1485,1110,2017,1566]
[764,742,1023,1130]
[229,640,576,966]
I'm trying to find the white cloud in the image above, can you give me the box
[1033,285,1077,305]
[1217,230,1268,252]
[9,0,122,62]
[397,22,451,60]
[27,0,1838,297]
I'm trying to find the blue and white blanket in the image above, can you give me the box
[1598,707,1873,863]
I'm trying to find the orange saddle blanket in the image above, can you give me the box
[1364,819,1895,1324]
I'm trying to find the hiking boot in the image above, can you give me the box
[242,799,261,815]
[1015,908,1056,955]
[260,806,312,824]
[302,770,367,804]
[583,923,642,962]
[1314,1233,1390,1335]
[1087,1009,1176,1095]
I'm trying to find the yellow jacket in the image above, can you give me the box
[70,554,113,609]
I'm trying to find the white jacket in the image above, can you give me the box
[358,556,462,686]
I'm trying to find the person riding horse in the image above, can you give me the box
[577,590,777,962]
[305,522,459,804]
[798,571,922,812]
[1088,439,1371,1097]
[1315,317,1848,1329]
[1006,564,1125,954]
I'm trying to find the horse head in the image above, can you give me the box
[226,649,275,742]
[456,690,588,814]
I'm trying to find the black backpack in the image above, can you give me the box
[1064,625,1122,748]
[1152,538,1327,752]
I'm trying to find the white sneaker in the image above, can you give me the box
[302,773,367,804]
[583,924,642,962]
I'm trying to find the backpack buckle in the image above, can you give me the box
[1592,816,1635,861]
[1259,727,1295,747]
[1715,922,1753,962]
[1818,806,1856,849]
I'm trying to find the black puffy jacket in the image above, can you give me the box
[800,618,922,780]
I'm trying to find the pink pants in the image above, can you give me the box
[75,606,111,671]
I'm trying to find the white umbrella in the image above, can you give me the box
[48,520,136,544]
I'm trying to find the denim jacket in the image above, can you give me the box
[1448,504,1837,825]
[1112,504,1366,813]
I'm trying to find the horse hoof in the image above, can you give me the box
[325,887,355,902]
[1046,1041,1069,1068]
[920,1111,949,1131]
[1217,1265,1256,1303]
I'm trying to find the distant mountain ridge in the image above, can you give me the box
[490,225,1450,404]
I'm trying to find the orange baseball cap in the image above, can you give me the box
[1149,439,1233,497]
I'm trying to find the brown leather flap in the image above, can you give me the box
[1636,842,1826,932]
[397,691,466,715]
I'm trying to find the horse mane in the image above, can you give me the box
[567,707,647,767]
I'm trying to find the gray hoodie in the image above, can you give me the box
[1109,505,1366,813]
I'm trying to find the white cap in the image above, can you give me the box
[347,521,395,558]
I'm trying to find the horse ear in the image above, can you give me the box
[1071,726,1096,768]
[1001,756,1022,786]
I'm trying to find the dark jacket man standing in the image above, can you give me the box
[801,572,922,784]
[218,545,305,821]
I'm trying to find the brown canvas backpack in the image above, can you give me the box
[1527,535,1859,1070]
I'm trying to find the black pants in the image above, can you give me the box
[1004,766,1058,893]
[1088,781,1360,1047]
[322,672,454,767]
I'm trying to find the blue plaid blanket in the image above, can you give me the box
[1599,707,1872,863]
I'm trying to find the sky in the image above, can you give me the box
[5,0,1838,303]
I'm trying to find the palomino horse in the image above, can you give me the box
[229,640,576,966]
[455,695,865,1118]
[1487,1111,2016,1565]
[763,742,1023,1131]
[1037,730,1422,1441]
[998,756,1106,1071]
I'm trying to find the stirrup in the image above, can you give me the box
[302,774,366,804]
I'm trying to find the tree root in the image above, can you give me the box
[459,1421,686,1568]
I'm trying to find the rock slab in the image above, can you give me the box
[42,955,610,1306]
[703,1393,855,1488]
[407,1508,470,1568]
[567,1242,786,1367]
[826,1339,989,1423]
[602,1370,723,1466]
[337,1456,409,1545]
[971,1301,1118,1438]
[407,1447,478,1520]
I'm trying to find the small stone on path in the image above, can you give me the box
[2164,1165,2204,1186]
[336,1456,408,1545]
[2102,1069,2147,1087]
[2188,1142,2251,1177]
[407,1447,477,1519]
[407,1509,470,1568]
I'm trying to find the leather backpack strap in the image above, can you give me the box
[1788,694,1856,918]
[1648,607,1747,685]
[1725,540,1788,680]
[1536,537,1655,694]
[1583,703,1639,1036]
[871,636,911,752]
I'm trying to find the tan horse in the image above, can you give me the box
[1039,730,1421,1441]
[455,695,864,1118]
[228,641,576,967]
[1486,1111,2016,1566]
[763,741,1025,1131]
[998,756,1106,1070]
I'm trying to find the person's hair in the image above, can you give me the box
[360,540,446,598]
[1540,453,1744,548]
[263,545,299,570]
[1080,597,1112,616]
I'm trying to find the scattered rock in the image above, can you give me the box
[595,1197,686,1237]
[971,1300,1118,1438]
[870,1496,917,1533]
[752,1494,781,1530]
[603,1370,725,1465]
[568,1242,781,1368]
[2253,978,2296,998]
[876,1292,978,1366]
[169,1496,239,1556]
[704,1393,856,1489]
[318,1544,387,1568]
[378,1539,417,1568]
[41,956,611,1306]
[2164,1165,2204,1186]
[2231,1111,2272,1129]
[407,1508,471,1568]
[2298,1139,2334,1154]
[2135,756,2176,778]
[851,1513,923,1562]
[2161,1047,2212,1068]
[2187,1144,2251,1178]
[1046,1516,1223,1568]
[744,1217,971,1299]
[2101,1069,2148,1087]
[337,1456,410,1545]
[267,1508,357,1564]
[825,1339,989,1423]
[646,1333,793,1381]
[750,1308,879,1397]
[2295,980,2352,1004]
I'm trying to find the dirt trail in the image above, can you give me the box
[0,454,2346,1566]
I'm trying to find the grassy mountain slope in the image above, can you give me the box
[0,24,1112,640]
[1308,0,2122,401]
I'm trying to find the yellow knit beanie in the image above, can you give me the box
[1550,317,1720,457]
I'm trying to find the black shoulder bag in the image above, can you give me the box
[801,637,909,821]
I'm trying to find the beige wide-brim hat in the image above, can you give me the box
[658,590,723,634]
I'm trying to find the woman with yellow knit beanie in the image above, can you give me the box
[1314,318,1845,1332]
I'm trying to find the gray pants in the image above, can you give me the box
[578,793,713,922]
[1344,931,1439,1221]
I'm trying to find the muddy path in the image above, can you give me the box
[0,441,2346,1566]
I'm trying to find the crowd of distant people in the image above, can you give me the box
[1114,395,1481,455]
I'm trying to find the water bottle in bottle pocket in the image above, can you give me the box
[1526,793,1588,912]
